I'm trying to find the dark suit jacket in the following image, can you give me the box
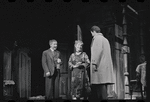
[42,49,61,77]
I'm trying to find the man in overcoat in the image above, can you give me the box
[90,26,114,100]
[42,39,62,99]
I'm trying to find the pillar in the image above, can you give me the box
[122,4,130,99]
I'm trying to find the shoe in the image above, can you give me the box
[80,97,84,100]
[72,95,77,100]
[72,97,77,100]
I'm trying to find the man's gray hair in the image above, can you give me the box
[49,39,57,45]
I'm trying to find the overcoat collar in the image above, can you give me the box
[91,33,103,47]
[93,33,103,39]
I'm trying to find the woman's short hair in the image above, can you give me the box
[74,40,83,47]
[90,25,101,33]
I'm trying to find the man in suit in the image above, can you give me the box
[90,26,114,100]
[136,55,146,96]
[42,39,62,99]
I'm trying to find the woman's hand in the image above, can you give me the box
[73,62,84,69]
[76,62,82,65]
[76,62,82,67]
[73,65,79,68]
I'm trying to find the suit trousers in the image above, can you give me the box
[45,69,60,99]
[90,84,108,100]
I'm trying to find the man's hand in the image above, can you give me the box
[46,72,51,77]
[92,64,97,72]
[57,58,61,64]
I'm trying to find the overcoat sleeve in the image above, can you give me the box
[91,36,103,66]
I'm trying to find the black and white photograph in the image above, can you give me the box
[1,0,149,101]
